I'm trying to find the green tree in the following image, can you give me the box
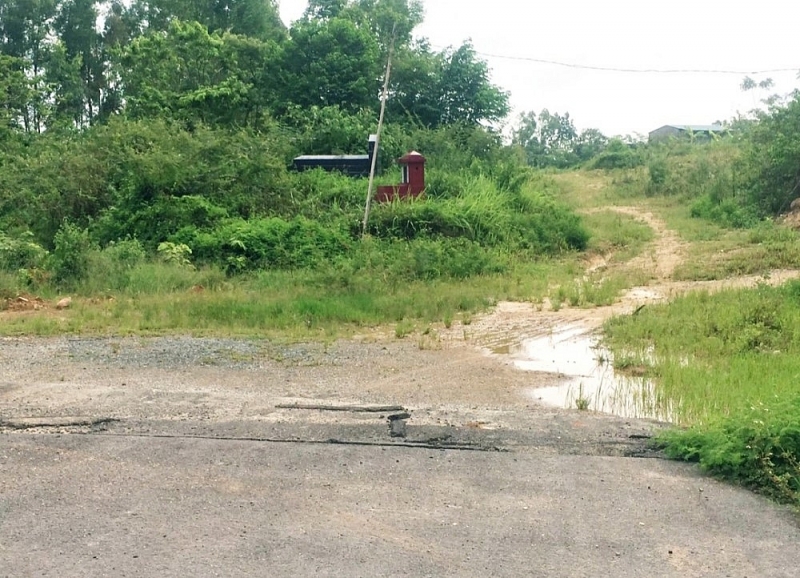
[304,0,347,20]
[42,41,85,129]
[389,41,509,129]
[746,90,800,215]
[118,20,280,128]
[0,0,58,132]
[280,17,381,112]
[54,0,105,126]
[573,128,608,162]
[436,42,509,127]
[347,0,423,48]
[387,40,444,126]
[0,54,31,134]
[129,0,286,42]
[512,109,600,168]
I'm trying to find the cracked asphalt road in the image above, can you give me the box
[1,336,799,577]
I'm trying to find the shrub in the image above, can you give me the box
[94,195,230,248]
[103,238,147,270]
[79,238,148,293]
[690,195,758,228]
[365,174,589,254]
[157,242,194,268]
[287,169,365,222]
[589,139,642,170]
[50,222,93,287]
[0,232,48,271]
[174,216,353,273]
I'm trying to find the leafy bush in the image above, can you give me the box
[690,195,758,228]
[745,93,800,215]
[0,118,294,247]
[94,195,230,248]
[50,222,94,287]
[157,242,194,268]
[287,169,365,223]
[589,139,642,170]
[103,238,147,270]
[646,157,669,194]
[0,232,48,271]
[174,217,352,273]
[78,238,149,293]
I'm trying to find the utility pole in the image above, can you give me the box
[362,26,396,238]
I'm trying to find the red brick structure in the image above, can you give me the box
[376,151,426,202]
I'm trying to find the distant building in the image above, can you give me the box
[648,124,724,143]
[292,135,377,177]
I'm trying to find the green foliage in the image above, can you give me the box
[606,281,800,504]
[512,109,608,169]
[118,20,282,128]
[0,54,32,133]
[646,157,668,189]
[50,221,93,286]
[0,118,292,246]
[98,238,148,289]
[284,105,381,156]
[95,195,230,249]
[745,91,800,215]
[624,92,800,228]
[0,231,48,271]
[689,195,758,228]
[659,397,800,506]
[174,217,353,273]
[281,17,381,113]
[589,139,642,170]
[157,241,193,268]
[365,173,588,254]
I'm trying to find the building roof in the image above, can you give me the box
[654,124,724,133]
[398,151,426,163]
[294,155,369,161]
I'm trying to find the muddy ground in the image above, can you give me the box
[2,207,800,577]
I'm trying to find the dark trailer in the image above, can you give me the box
[292,135,377,178]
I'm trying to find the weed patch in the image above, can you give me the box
[659,397,800,507]
[605,282,800,505]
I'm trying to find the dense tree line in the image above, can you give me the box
[0,0,509,133]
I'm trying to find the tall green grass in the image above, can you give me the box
[0,253,584,337]
[604,282,800,505]
[582,210,655,262]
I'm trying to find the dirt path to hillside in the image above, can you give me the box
[3,201,800,577]
[463,205,800,352]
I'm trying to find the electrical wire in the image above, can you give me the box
[429,44,799,75]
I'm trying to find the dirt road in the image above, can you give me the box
[2,206,800,577]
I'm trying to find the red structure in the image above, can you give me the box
[376,151,426,202]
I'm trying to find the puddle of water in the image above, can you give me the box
[503,326,675,422]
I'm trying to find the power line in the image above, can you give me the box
[430,44,799,75]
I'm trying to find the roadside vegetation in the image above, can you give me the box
[604,284,800,507]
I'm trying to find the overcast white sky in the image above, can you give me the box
[278,0,800,138]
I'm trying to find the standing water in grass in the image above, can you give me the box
[495,325,676,422]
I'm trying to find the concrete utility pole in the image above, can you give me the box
[361,27,396,238]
